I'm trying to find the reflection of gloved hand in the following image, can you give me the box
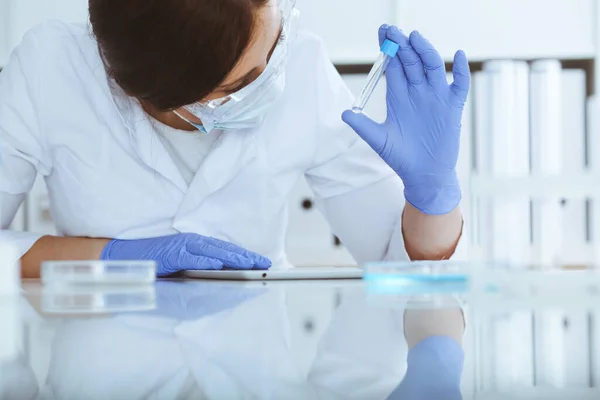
[101,233,272,276]
[343,25,471,215]
[147,280,266,320]
[387,336,464,400]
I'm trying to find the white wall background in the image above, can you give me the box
[2,0,597,65]
[0,0,89,66]
[396,0,596,61]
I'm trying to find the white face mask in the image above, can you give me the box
[174,4,299,134]
[178,63,287,134]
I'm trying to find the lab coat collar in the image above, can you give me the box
[107,81,190,194]
[111,90,259,205]
[85,36,259,212]
[173,129,258,223]
[82,27,188,193]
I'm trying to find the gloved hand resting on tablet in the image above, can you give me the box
[100,233,272,276]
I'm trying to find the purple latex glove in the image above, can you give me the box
[388,336,464,400]
[342,25,471,215]
[101,233,272,276]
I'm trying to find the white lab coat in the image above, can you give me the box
[0,356,38,400]
[0,21,409,267]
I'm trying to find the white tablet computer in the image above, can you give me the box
[184,267,363,281]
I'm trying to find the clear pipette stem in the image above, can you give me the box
[352,39,400,113]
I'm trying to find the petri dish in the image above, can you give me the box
[41,286,157,314]
[363,261,471,295]
[41,260,156,286]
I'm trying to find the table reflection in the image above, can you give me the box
[9,281,467,399]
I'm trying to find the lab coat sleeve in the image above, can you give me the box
[303,41,407,263]
[0,28,52,257]
[307,287,407,399]
[0,356,39,399]
[316,177,408,263]
[319,181,468,263]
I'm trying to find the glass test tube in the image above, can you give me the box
[352,39,400,113]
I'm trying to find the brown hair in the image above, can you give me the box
[89,0,269,111]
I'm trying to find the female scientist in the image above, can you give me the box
[0,0,470,278]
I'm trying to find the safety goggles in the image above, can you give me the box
[183,0,300,120]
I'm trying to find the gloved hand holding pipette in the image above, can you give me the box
[342,25,471,216]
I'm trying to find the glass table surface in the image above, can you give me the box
[1,277,600,400]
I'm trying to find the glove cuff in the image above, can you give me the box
[99,239,118,260]
[402,170,462,215]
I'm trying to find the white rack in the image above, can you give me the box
[471,174,600,199]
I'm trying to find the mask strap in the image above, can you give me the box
[172,110,208,134]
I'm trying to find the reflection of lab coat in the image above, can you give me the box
[40,287,407,400]
[0,21,409,268]
[0,356,38,400]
